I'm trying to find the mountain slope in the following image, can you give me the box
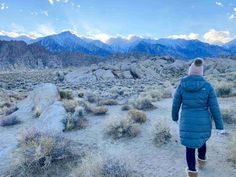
[129,39,231,59]
[0,41,104,70]
[224,39,236,53]
[34,31,112,57]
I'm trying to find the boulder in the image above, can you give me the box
[123,71,133,79]
[35,101,66,133]
[94,69,115,80]
[17,83,60,113]
[130,64,142,79]
[65,70,96,83]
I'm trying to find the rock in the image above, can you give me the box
[123,71,133,79]
[35,101,66,133]
[130,64,142,79]
[65,70,96,84]
[17,83,60,113]
[94,69,115,80]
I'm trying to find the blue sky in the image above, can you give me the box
[0,0,236,44]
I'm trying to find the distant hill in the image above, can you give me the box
[0,40,104,70]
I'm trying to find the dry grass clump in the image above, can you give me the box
[127,109,147,123]
[63,99,78,113]
[59,90,73,100]
[63,115,87,132]
[12,128,76,176]
[221,108,236,124]
[84,102,108,116]
[153,120,171,146]
[228,134,236,165]
[98,99,118,106]
[92,106,108,115]
[133,97,156,110]
[63,107,87,132]
[0,101,18,116]
[72,152,137,177]
[215,83,232,98]
[34,106,41,118]
[141,88,162,102]
[105,117,140,139]
[0,114,20,127]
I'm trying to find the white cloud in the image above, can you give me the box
[216,2,223,6]
[48,0,70,5]
[48,0,54,5]
[36,24,56,36]
[229,14,236,20]
[203,29,232,44]
[85,33,111,43]
[168,33,200,40]
[0,3,8,10]
[229,7,236,20]
[42,11,49,16]
[0,31,22,38]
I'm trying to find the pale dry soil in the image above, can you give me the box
[0,98,236,177]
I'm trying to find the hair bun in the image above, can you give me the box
[194,58,203,67]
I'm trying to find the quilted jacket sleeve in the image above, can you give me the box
[208,85,224,130]
[172,83,182,121]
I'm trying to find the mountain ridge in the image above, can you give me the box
[0,31,235,60]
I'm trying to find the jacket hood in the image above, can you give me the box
[181,75,206,92]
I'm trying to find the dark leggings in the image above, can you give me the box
[186,143,206,171]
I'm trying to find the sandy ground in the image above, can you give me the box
[0,98,236,177]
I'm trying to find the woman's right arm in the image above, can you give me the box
[208,85,224,130]
[172,84,182,122]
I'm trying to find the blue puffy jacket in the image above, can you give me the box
[172,75,224,148]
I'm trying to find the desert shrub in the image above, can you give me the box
[72,152,137,177]
[133,97,156,110]
[92,106,108,115]
[161,87,173,98]
[127,109,147,123]
[84,102,108,116]
[105,117,140,139]
[228,135,236,165]
[86,92,98,103]
[63,99,78,113]
[62,114,87,132]
[34,106,41,118]
[221,109,236,124]
[101,157,134,177]
[153,120,171,146]
[0,114,20,126]
[12,128,78,177]
[215,83,232,98]
[59,90,73,100]
[74,106,85,118]
[98,99,118,106]
[121,105,132,111]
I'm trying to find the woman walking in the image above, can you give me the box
[171,58,225,177]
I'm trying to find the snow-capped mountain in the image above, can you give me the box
[35,31,112,57]
[106,36,143,52]
[1,31,236,59]
[224,39,236,53]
